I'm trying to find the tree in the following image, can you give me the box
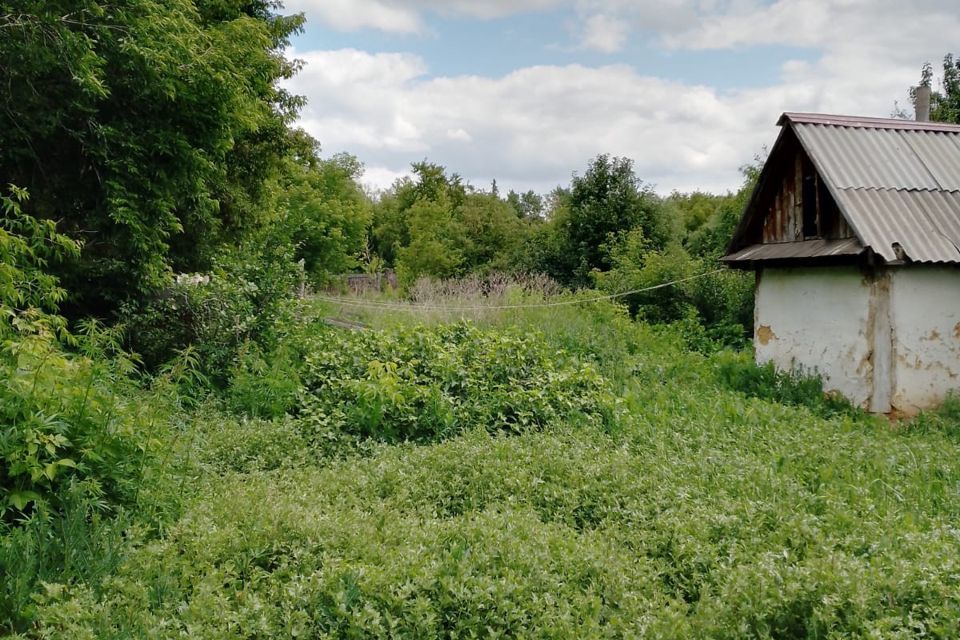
[457,193,525,273]
[0,1,305,316]
[506,190,545,219]
[370,162,532,287]
[565,155,667,284]
[278,151,372,284]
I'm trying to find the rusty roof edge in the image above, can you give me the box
[788,122,884,260]
[780,112,960,133]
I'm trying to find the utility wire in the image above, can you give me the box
[313,269,725,312]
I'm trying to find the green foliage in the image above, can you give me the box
[0,482,133,633]
[564,154,668,284]
[26,374,960,637]
[505,188,545,219]
[0,189,193,634]
[0,186,144,521]
[0,1,305,315]
[586,163,760,349]
[0,186,80,329]
[11,289,960,636]
[915,55,960,124]
[372,163,530,288]
[456,193,526,273]
[714,349,857,418]
[121,233,304,382]
[394,200,466,287]
[193,413,313,475]
[593,235,753,349]
[672,170,756,261]
[0,324,143,519]
[299,322,619,445]
[278,152,372,286]
[905,391,960,439]
[226,342,301,419]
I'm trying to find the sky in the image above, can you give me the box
[281,0,960,196]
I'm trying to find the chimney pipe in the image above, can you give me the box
[915,84,931,122]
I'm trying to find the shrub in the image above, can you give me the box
[0,187,175,633]
[0,481,132,633]
[0,325,146,519]
[225,342,302,419]
[592,232,753,349]
[298,322,620,445]
[122,236,304,383]
[26,410,960,638]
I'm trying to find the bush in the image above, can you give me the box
[592,232,753,349]
[298,322,620,445]
[226,342,302,419]
[26,411,960,638]
[122,236,304,384]
[0,187,179,633]
[0,482,132,633]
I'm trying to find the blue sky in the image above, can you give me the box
[293,10,816,88]
[282,0,959,195]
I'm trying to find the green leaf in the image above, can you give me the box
[8,490,41,511]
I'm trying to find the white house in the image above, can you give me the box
[724,112,960,415]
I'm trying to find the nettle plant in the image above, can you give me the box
[0,187,150,520]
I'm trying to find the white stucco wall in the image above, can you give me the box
[889,267,960,414]
[755,267,874,408]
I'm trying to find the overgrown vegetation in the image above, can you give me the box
[5,3,960,635]
[8,286,960,637]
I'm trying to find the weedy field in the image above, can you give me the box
[5,292,960,638]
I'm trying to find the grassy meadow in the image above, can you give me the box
[6,284,960,639]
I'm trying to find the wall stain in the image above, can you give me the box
[757,325,777,346]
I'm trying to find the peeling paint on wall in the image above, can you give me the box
[755,266,873,408]
[889,268,960,415]
[757,325,777,345]
[755,265,960,415]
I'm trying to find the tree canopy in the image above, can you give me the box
[0,1,305,315]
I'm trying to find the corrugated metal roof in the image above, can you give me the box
[780,112,960,133]
[723,238,864,263]
[792,123,960,190]
[782,113,960,263]
[831,189,960,263]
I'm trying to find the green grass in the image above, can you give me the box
[9,298,960,638]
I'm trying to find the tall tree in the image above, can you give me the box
[370,162,532,286]
[0,1,304,316]
[277,151,372,284]
[565,154,667,284]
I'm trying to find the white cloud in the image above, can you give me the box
[579,14,629,53]
[283,0,424,33]
[360,165,412,192]
[287,50,788,194]
[284,0,567,32]
[660,0,960,56]
[446,128,473,142]
[283,1,960,194]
